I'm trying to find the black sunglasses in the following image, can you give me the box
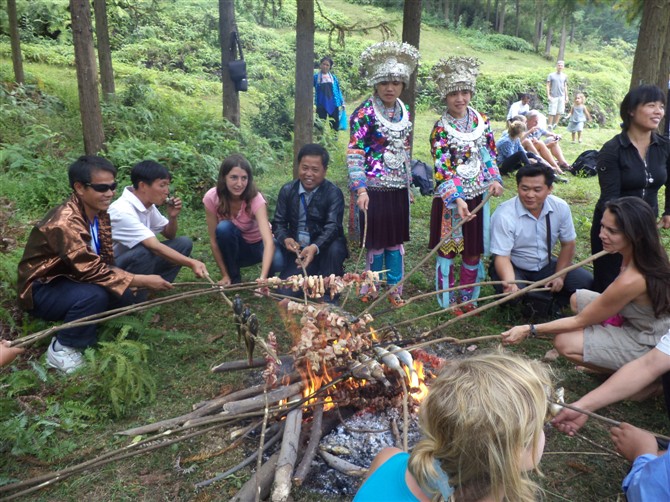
[85,182,117,193]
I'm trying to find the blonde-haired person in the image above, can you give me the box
[496,119,549,176]
[565,92,592,143]
[354,350,551,502]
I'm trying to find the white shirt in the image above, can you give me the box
[656,332,670,355]
[109,186,168,257]
[507,100,530,120]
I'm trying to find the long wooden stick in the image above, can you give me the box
[272,394,303,502]
[360,191,493,315]
[293,400,324,486]
[410,250,609,348]
[341,209,368,309]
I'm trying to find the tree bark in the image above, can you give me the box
[544,26,553,59]
[514,0,520,37]
[293,0,314,179]
[7,0,24,84]
[401,0,421,157]
[630,0,670,89]
[70,0,105,155]
[219,0,241,127]
[557,17,567,62]
[443,0,449,24]
[497,0,506,33]
[533,0,544,52]
[660,25,670,136]
[93,0,115,99]
[485,0,491,27]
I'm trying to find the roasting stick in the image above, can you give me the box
[360,191,493,316]
[341,209,368,309]
[400,280,539,305]
[552,402,670,442]
[204,272,233,307]
[407,250,609,348]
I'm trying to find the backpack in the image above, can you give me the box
[411,159,434,195]
[570,150,598,177]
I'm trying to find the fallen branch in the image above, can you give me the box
[319,449,367,477]
[223,382,304,416]
[211,355,294,373]
[271,394,303,502]
[230,451,280,502]
[293,401,324,486]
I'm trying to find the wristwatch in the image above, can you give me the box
[528,324,538,339]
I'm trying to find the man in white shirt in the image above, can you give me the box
[546,60,568,130]
[489,163,592,310]
[109,161,208,288]
[506,93,531,122]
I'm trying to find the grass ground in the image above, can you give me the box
[0,2,664,499]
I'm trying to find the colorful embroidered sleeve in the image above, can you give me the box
[347,101,374,191]
[482,119,502,183]
[430,122,463,207]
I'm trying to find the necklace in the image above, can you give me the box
[372,97,412,173]
[439,107,487,141]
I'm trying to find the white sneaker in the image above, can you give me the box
[47,338,85,374]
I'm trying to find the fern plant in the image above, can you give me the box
[82,326,157,418]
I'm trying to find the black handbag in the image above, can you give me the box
[228,31,248,92]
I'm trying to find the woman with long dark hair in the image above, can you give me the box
[503,197,670,373]
[591,85,670,291]
[314,56,344,131]
[203,154,283,285]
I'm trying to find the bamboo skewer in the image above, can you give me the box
[341,208,368,309]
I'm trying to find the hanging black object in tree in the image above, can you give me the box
[229,31,248,92]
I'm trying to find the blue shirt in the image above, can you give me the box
[623,453,670,501]
[490,195,576,271]
[354,452,419,502]
[496,132,526,163]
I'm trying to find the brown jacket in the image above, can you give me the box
[17,194,133,310]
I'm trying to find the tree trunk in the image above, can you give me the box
[659,25,670,136]
[401,0,421,157]
[630,0,670,89]
[533,0,544,52]
[293,0,314,179]
[443,0,449,24]
[7,0,24,84]
[497,0,506,33]
[557,17,567,61]
[93,0,115,99]
[219,0,241,127]
[514,0,520,37]
[544,26,553,59]
[453,0,461,25]
[70,0,105,155]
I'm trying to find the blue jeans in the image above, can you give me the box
[115,236,193,283]
[215,220,283,283]
[30,277,135,349]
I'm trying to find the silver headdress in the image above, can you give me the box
[432,56,481,99]
[360,41,420,86]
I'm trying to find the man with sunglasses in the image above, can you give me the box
[109,160,208,293]
[18,156,173,374]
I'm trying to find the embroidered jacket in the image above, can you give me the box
[430,107,501,205]
[17,194,133,310]
[347,97,412,191]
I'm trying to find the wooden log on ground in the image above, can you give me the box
[319,449,367,477]
[271,394,303,502]
[230,451,279,502]
[293,401,324,486]
[211,355,294,373]
[223,382,304,416]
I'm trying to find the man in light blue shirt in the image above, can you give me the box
[489,163,592,309]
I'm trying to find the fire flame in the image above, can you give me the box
[406,360,429,402]
[302,363,336,411]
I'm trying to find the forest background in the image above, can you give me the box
[0,0,669,500]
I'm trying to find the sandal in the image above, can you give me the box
[359,284,378,303]
[388,292,406,308]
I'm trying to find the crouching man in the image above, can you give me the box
[273,144,348,301]
[17,156,172,374]
[489,163,593,313]
[109,160,208,291]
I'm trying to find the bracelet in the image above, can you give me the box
[357,190,367,195]
[528,324,538,339]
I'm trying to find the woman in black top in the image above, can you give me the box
[591,85,670,291]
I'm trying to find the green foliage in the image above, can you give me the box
[468,33,533,53]
[81,326,157,418]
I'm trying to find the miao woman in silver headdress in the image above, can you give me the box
[347,41,420,307]
[428,57,504,312]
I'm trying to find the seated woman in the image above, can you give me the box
[203,154,283,285]
[502,197,670,373]
[496,119,546,175]
[354,350,551,502]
